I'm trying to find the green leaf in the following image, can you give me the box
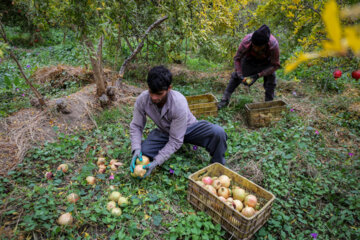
[66,205,74,212]
[148,193,159,203]
[152,214,162,226]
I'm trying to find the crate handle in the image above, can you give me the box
[197,170,210,180]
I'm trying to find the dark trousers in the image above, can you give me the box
[223,58,277,101]
[141,120,227,165]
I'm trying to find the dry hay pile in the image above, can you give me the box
[349,102,360,116]
[341,83,360,98]
[32,65,117,89]
[277,80,306,97]
[0,66,143,176]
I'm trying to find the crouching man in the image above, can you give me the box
[130,66,227,178]
[218,24,281,109]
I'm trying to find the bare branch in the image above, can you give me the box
[124,36,134,52]
[303,4,321,17]
[0,21,46,107]
[116,15,168,87]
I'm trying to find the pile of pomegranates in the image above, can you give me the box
[195,174,260,218]
[106,188,130,217]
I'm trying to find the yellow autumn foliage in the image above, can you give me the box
[285,0,360,73]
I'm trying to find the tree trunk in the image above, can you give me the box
[63,29,67,44]
[84,35,106,97]
[114,26,122,71]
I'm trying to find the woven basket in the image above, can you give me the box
[187,163,275,240]
[186,93,218,118]
[245,100,287,128]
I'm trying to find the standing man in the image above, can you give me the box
[130,66,227,178]
[218,24,280,109]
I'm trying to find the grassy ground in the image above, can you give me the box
[1,36,360,239]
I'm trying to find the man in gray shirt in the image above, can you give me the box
[130,66,227,178]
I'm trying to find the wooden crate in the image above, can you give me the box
[245,100,287,128]
[186,93,218,118]
[187,163,275,240]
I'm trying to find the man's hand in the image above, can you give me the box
[130,149,142,173]
[243,74,259,86]
[142,162,159,178]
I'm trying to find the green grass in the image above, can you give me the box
[184,56,224,72]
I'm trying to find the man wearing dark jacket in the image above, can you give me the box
[218,24,280,109]
[130,66,227,178]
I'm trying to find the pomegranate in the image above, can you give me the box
[218,196,226,202]
[86,176,96,185]
[218,187,230,199]
[111,207,122,216]
[233,200,243,212]
[57,164,69,173]
[109,191,122,202]
[333,70,342,78]
[205,185,217,195]
[352,70,360,80]
[134,165,146,178]
[107,201,117,211]
[67,193,80,203]
[57,213,73,225]
[99,168,106,174]
[241,206,256,218]
[244,195,258,208]
[45,171,53,180]
[227,197,234,203]
[233,188,247,201]
[202,176,213,185]
[99,164,107,170]
[118,197,129,206]
[97,157,106,166]
[218,175,231,187]
[110,164,117,171]
[110,159,117,165]
[136,155,150,165]
[212,179,222,190]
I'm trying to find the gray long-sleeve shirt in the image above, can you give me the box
[130,90,197,165]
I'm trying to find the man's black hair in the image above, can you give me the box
[147,66,172,93]
[251,24,271,46]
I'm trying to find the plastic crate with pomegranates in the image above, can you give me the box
[187,163,276,240]
[245,100,287,128]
